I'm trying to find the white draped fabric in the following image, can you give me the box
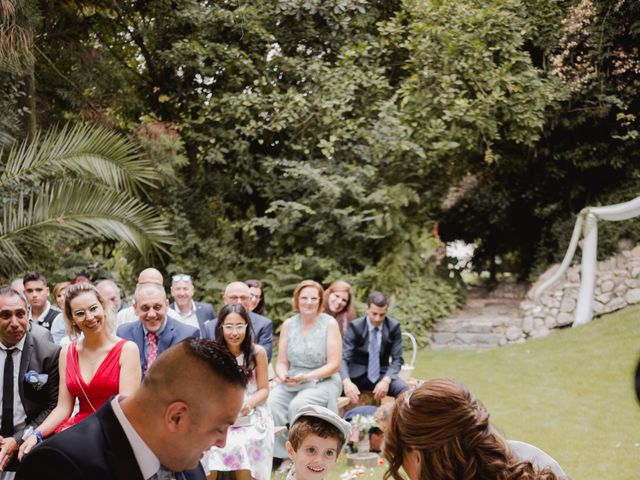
[533,196,640,327]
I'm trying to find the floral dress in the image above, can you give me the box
[204,353,274,480]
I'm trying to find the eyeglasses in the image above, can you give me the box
[172,274,192,283]
[73,304,100,319]
[222,323,247,333]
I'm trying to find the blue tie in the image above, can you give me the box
[368,327,380,384]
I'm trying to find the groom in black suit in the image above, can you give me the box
[341,291,408,403]
[0,288,59,473]
[17,338,248,480]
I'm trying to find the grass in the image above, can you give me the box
[275,304,640,479]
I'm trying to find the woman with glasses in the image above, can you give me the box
[205,303,273,480]
[323,279,357,336]
[267,279,342,472]
[384,379,566,480]
[19,283,141,458]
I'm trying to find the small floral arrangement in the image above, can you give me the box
[24,370,48,390]
[350,413,377,435]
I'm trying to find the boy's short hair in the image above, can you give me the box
[288,415,346,452]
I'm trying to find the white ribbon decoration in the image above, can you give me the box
[533,196,640,327]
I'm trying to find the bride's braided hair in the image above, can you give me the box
[383,379,558,480]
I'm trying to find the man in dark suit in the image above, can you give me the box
[116,283,199,378]
[16,338,248,480]
[341,291,408,403]
[0,288,59,473]
[22,272,58,331]
[202,281,273,360]
[170,274,215,336]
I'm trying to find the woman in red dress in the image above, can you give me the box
[19,282,141,457]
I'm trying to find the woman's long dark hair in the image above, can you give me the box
[214,303,256,371]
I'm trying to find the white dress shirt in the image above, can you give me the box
[0,336,27,433]
[111,396,160,480]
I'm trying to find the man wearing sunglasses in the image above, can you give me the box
[169,274,215,337]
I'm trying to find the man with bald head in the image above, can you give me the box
[17,338,248,480]
[116,268,178,328]
[116,283,199,378]
[203,281,273,360]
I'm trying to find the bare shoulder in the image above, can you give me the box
[253,344,267,359]
[121,340,140,355]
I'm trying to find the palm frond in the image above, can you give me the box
[1,124,159,194]
[0,180,175,275]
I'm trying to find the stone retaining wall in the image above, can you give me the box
[519,245,640,337]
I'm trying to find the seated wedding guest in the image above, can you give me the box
[117,282,199,378]
[50,282,72,345]
[284,405,351,480]
[245,279,266,316]
[17,338,249,480]
[52,282,70,312]
[23,272,58,331]
[170,274,215,336]
[341,291,407,404]
[384,379,567,480]
[203,281,272,361]
[19,283,141,458]
[204,304,273,480]
[323,280,357,335]
[95,279,127,313]
[268,280,342,472]
[116,268,179,327]
[0,288,59,474]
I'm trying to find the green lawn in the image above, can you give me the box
[276,304,640,479]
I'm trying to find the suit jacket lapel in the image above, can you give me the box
[131,323,146,373]
[100,402,145,480]
[18,332,34,404]
[159,319,175,353]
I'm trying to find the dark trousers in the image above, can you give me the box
[350,373,408,398]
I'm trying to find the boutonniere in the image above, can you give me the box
[24,370,48,390]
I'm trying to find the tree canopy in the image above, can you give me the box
[1,0,638,328]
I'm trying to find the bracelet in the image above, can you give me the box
[34,431,43,443]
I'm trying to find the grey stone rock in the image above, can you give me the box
[625,289,640,305]
[592,301,605,315]
[556,312,574,326]
[530,327,550,338]
[459,321,493,334]
[560,297,576,313]
[498,337,507,346]
[567,270,581,283]
[596,293,612,304]
[522,317,534,333]
[614,284,627,295]
[631,245,640,257]
[456,333,499,345]
[632,266,640,278]
[544,316,557,328]
[534,318,544,328]
[506,326,523,340]
[603,297,627,314]
[432,332,456,344]
[600,280,615,292]
[625,279,638,288]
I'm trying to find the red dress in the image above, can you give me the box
[55,339,127,432]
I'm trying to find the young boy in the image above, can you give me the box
[285,405,352,480]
